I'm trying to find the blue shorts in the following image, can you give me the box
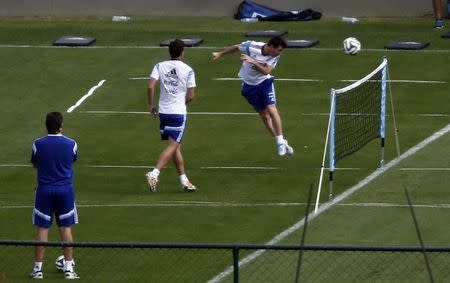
[241,78,276,112]
[159,114,187,143]
[33,185,78,228]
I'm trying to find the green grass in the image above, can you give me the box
[0,16,449,282]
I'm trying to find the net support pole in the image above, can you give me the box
[314,89,336,214]
[387,65,401,157]
[380,58,387,167]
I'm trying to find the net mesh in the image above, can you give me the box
[333,72,382,164]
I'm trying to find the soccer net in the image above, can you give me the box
[315,58,394,213]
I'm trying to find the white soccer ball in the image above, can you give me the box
[343,37,361,55]
[55,255,65,271]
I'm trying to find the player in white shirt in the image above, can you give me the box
[146,39,197,192]
[212,37,294,156]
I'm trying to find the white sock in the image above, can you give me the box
[64,260,74,272]
[34,261,43,271]
[151,168,160,177]
[275,135,284,144]
[180,174,188,185]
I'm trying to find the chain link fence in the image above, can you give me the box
[1,240,449,282]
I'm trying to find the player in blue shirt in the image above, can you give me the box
[29,112,79,279]
[212,37,294,156]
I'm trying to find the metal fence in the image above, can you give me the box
[1,240,449,282]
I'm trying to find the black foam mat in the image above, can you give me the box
[441,32,450,38]
[53,36,96,46]
[245,30,288,37]
[160,38,203,47]
[384,41,429,50]
[286,39,319,48]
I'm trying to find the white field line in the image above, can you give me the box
[130,77,446,84]
[1,163,449,172]
[81,110,450,117]
[3,44,450,53]
[400,168,450,171]
[207,123,450,283]
[67,80,106,113]
[201,166,285,170]
[3,202,450,210]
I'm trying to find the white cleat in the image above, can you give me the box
[30,270,43,279]
[183,181,197,192]
[284,140,294,156]
[64,271,80,280]
[145,172,158,192]
[277,143,286,156]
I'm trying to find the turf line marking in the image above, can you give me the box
[207,123,450,283]
[4,202,450,210]
[201,166,285,170]
[4,45,450,53]
[67,80,106,113]
[211,78,446,84]
[400,168,450,171]
[1,164,448,172]
[81,110,449,117]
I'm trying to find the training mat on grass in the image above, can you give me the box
[160,38,203,47]
[384,41,429,50]
[245,30,288,37]
[441,32,450,38]
[286,39,319,48]
[53,36,96,46]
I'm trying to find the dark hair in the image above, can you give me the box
[169,39,185,59]
[267,36,287,48]
[46,112,63,134]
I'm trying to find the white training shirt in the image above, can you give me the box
[150,60,196,114]
[237,40,280,86]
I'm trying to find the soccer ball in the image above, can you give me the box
[343,37,361,55]
[55,255,65,271]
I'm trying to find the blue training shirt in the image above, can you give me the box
[31,134,78,186]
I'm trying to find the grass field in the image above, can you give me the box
[0,16,449,282]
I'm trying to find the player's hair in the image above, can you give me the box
[46,112,63,134]
[169,39,185,59]
[267,36,287,48]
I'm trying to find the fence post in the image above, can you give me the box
[232,246,239,283]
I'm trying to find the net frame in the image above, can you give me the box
[315,58,388,213]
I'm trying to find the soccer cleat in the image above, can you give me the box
[182,181,197,192]
[277,143,286,156]
[145,171,158,192]
[284,140,294,156]
[29,270,43,279]
[435,18,444,29]
[64,271,80,280]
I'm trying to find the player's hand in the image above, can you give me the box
[149,105,157,118]
[212,52,221,60]
[240,54,256,64]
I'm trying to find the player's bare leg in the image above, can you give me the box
[146,138,180,191]
[173,146,196,192]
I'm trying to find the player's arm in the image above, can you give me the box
[147,78,158,117]
[186,87,195,103]
[240,54,274,75]
[212,45,240,60]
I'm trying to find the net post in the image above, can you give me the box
[328,90,336,200]
[329,171,334,199]
[380,58,387,167]
[387,63,401,157]
[314,89,336,213]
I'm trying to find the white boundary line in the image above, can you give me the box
[1,163,449,172]
[3,201,450,210]
[207,123,450,283]
[130,76,447,84]
[67,80,106,113]
[80,110,450,117]
[3,44,450,53]
[400,168,450,171]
